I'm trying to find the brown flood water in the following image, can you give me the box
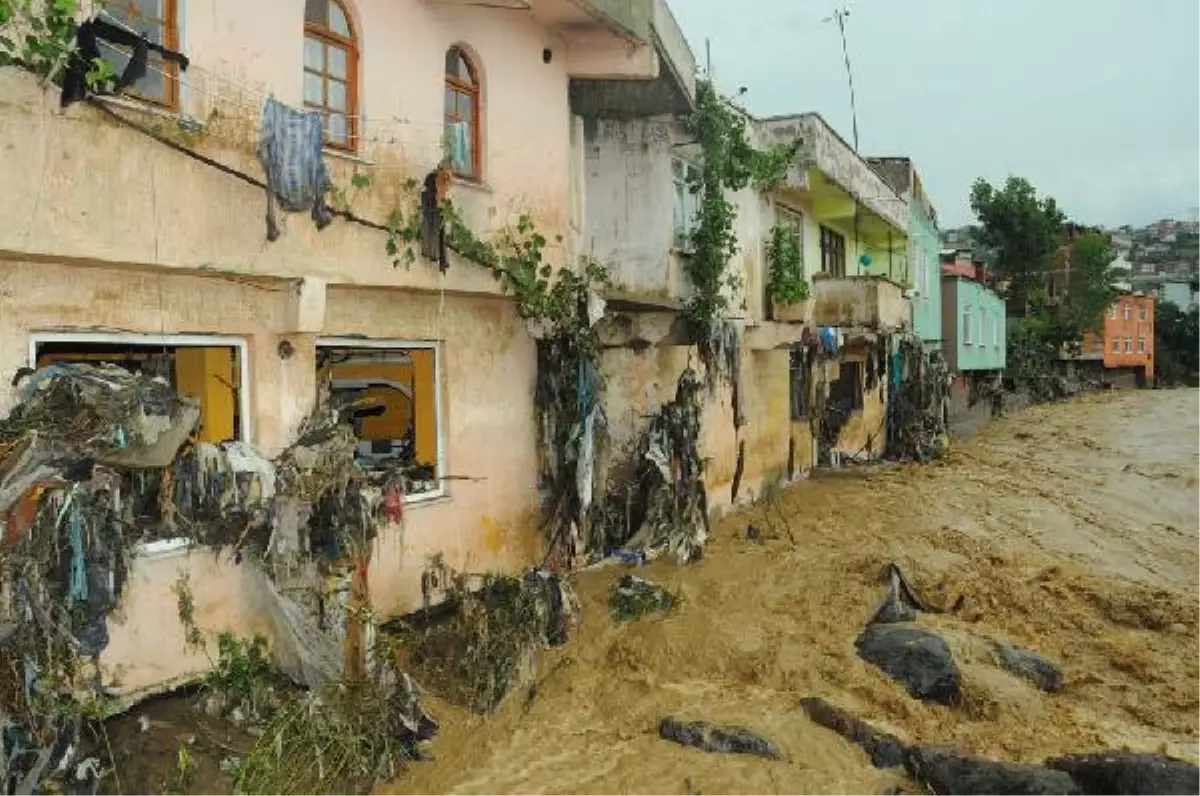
[390,389,1200,795]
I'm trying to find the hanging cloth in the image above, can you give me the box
[257,95,334,241]
[61,17,191,108]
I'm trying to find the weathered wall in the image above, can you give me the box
[909,197,943,350]
[581,117,693,306]
[811,276,910,330]
[941,276,1006,373]
[0,261,542,697]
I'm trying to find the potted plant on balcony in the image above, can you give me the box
[765,222,810,322]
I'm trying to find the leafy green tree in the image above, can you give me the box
[969,176,1066,309]
[1055,231,1118,353]
[1155,300,1200,385]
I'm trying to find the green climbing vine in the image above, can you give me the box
[765,223,809,307]
[0,0,79,80]
[683,79,802,352]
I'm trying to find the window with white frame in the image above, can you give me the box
[1138,336,1146,353]
[1111,337,1120,353]
[992,312,999,346]
[316,340,444,500]
[962,305,973,345]
[30,333,248,443]
[672,157,701,250]
[1123,304,1131,320]
[1124,336,1132,352]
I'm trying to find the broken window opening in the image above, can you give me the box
[838,360,864,412]
[316,342,443,501]
[789,346,808,420]
[31,337,244,444]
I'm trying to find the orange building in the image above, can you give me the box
[1084,292,1155,382]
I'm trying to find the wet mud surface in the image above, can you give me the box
[390,389,1199,794]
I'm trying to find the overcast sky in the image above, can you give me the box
[669,0,1200,229]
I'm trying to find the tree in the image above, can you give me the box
[1155,301,1200,386]
[1055,231,1118,353]
[969,176,1066,309]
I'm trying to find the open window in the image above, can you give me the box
[316,340,442,501]
[789,346,808,420]
[29,333,247,443]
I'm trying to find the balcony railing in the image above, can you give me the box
[810,275,910,331]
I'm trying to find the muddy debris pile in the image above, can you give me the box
[659,716,783,761]
[801,698,1199,795]
[0,363,433,794]
[394,563,577,714]
[608,574,677,622]
[800,564,1200,795]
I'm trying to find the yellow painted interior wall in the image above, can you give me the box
[324,352,438,467]
[174,347,237,442]
[36,346,237,443]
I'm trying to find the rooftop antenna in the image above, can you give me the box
[823,7,859,151]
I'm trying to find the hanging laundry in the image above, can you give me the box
[446,120,470,175]
[419,169,449,271]
[61,17,190,108]
[257,95,334,242]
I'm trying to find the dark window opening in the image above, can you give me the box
[839,360,864,411]
[820,224,847,278]
[33,340,242,443]
[789,346,808,420]
[316,345,441,497]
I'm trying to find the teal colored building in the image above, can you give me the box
[865,157,942,349]
[940,275,1006,372]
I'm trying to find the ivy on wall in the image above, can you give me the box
[0,0,79,81]
[683,79,802,367]
[765,223,809,307]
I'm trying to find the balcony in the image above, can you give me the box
[810,275,910,331]
[568,0,696,117]
[759,113,908,234]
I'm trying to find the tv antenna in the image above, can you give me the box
[823,7,859,152]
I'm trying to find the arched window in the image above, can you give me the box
[444,46,480,180]
[304,0,357,149]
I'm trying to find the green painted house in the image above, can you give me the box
[866,157,942,350]
[940,275,1006,373]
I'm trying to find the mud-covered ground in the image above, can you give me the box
[391,389,1200,794]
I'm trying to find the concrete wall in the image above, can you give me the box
[909,194,943,350]
[0,0,665,698]
[582,117,692,306]
[811,276,909,331]
[940,276,1006,373]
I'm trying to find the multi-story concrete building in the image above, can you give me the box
[867,157,942,353]
[0,0,693,697]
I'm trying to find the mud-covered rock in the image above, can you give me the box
[855,624,961,705]
[994,641,1064,693]
[1046,751,1200,795]
[799,697,907,769]
[659,716,782,760]
[907,746,1081,795]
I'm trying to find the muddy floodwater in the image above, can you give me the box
[392,389,1200,794]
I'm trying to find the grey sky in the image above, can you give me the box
[669,0,1200,229]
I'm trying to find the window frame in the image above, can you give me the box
[27,331,252,558]
[99,0,181,109]
[671,156,701,250]
[962,305,973,345]
[1138,305,1147,320]
[1137,336,1146,353]
[1111,337,1120,353]
[819,224,846,278]
[1123,304,1131,320]
[316,337,447,506]
[1124,336,1132,353]
[304,0,359,152]
[444,45,482,181]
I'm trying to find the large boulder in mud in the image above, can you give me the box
[907,746,1081,795]
[659,716,782,760]
[993,640,1063,693]
[1046,752,1200,795]
[799,697,906,769]
[855,624,961,705]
